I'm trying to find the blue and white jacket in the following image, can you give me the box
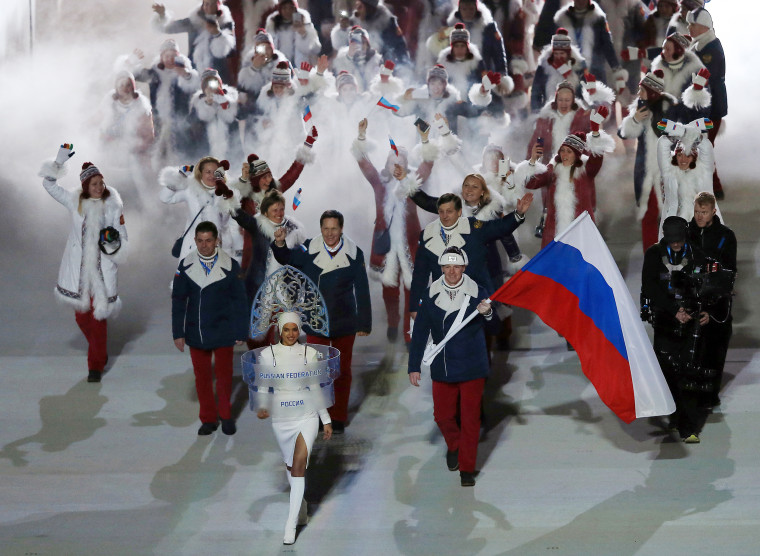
[172,247,249,349]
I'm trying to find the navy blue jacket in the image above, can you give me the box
[408,277,498,382]
[272,236,372,338]
[409,213,524,312]
[172,248,249,349]
[693,37,727,119]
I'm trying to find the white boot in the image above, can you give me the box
[283,476,305,545]
[298,498,308,525]
[283,522,297,545]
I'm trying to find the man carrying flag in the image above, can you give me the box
[489,212,675,424]
[408,247,498,487]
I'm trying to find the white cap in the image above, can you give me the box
[277,311,302,335]
[686,7,713,29]
[438,247,468,266]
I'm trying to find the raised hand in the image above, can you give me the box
[589,105,609,133]
[304,125,318,147]
[55,143,75,166]
[692,67,710,90]
[516,192,534,216]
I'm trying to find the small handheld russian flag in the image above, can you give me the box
[388,136,399,156]
[377,96,399,112]
[303,105,312,122]
[292,188,303,210]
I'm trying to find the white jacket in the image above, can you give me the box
[41,169,127,319]
[159,167,240,259]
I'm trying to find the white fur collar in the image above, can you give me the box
[183,247,233,288]
[422,217,470,257]
[255,213,305,247]
[429,274,479,316]
[308,234,358,274]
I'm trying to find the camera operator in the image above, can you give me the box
[688,191,737,407]
[641,216,710,443]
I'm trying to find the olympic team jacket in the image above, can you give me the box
[272,235,372,338]
[408,276,498,382]
[172,248,249,349]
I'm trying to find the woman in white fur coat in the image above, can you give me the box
[436,23,486,101]
[159,156,241,261]
[657,119,716,233]
[99,70,155,170]
[39,149,128,383]
[264,0,321,69]
[187,69,242,163]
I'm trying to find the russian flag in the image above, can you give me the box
[377,96,399,112]
[303,105,312,122]
[292,187,302,211]
[389,136,399,156]
[490,212,674,423]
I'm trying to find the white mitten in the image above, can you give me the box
[55,143,75,166]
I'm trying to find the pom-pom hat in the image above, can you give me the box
[551,28,572,51]
[450,23,470,46]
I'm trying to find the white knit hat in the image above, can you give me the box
[277,311,302,335]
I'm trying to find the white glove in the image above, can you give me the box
[658,119,686,137]
[55,143,75,166]
[435,115,451,137]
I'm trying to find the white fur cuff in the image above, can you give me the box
[468,83,492,107]
[159,166,190,191]
[420,140,440,162]
[38,160,67,180]
[295,143,316,165]
[586,130,616,155]
[682,85,711,110]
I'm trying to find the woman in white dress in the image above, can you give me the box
[256,312,333,545]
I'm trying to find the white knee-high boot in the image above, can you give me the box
[284,476,305,544]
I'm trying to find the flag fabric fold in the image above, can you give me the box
[491,212,675,423]
[303,105,312,122]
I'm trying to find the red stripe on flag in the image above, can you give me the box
[493,271,637,423]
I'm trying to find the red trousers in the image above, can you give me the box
[432,378,485,473]
[707,118,723,195]
[74,307,108,371]
[189,346,234,423]
[641,187,660,253]
[307,334,356,422]
[383,284,412,343]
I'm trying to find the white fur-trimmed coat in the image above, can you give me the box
[437,43,484,100]
[189,87,239,158]
[40,168,128,320]
[265,8,321,67]
[658,133,714,225]
[159,166,241,260]
[651,51,711,110]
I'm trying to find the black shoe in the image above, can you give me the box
[714,189,725,200]
[460,471,476,487]
[331,421,345,434]
[87,370,101,383]
[446,450,459,471]
[221,418,237,435]
[198,422,219,436]
[386,327,399,342]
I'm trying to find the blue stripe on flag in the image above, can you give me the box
[522,241,628,360]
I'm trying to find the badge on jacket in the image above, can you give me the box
[473,220,483,229]
[702,54,712,64]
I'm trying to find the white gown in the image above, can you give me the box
[259,343,332,467]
